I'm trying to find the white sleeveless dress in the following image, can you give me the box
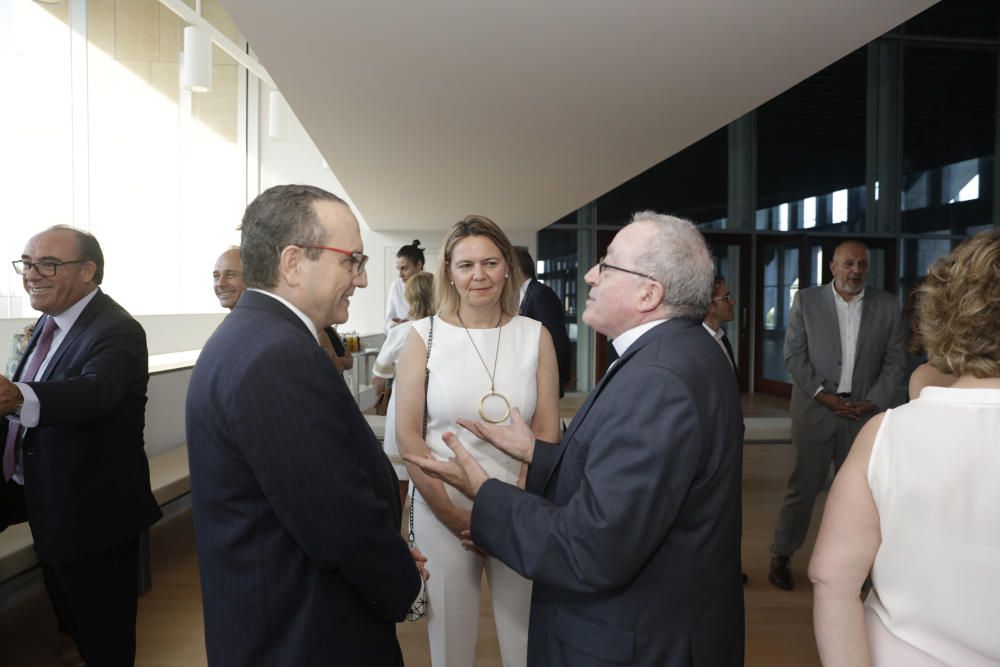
[409,314,540,667]
[412,314,540,508]
[865,386,1000,666]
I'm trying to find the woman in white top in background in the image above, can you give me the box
[385,240,425,333]
[810,228,1000,667]
[373,272,435,506]
[395,215,560,667]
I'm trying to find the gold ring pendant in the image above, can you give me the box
[479,392,511,424]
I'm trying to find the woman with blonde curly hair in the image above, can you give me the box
[810,228,1000,666]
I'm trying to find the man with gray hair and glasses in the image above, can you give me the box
[0,225,160,666]
[408,211,745,666]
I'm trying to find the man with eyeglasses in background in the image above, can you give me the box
[703,276,738,378]
[186,184,426,667]
[0,225,161,666]
[703,276,750,586]
[407,211,744,666]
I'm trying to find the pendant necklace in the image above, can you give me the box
[457,311,511,424]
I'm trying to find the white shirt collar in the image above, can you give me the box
[612,318,669,358]
[701,321,723,341]
[51,288,100,332]
[518,279,530,308]
[248,288,320,343]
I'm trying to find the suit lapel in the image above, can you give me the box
[39,291,106,382]
[853,290,877,377]
[821,285,841,364]
[544,320,675,490]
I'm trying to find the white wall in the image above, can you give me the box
[258,88,537,337]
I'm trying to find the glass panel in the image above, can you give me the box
[4,0,74,318]
[760,241,799,384]
[87,0,247,315]
[756,48,868,233]
[596,128,727,228]
[537,228,583,392]
[900,45,997,236]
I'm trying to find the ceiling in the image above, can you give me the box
[221,0,937,232]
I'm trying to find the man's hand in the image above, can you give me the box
[0,377,23,416]
[456,408,536,463]
[847,400,877,417]
[815,391,860,420]
[404,431,489,500]
[409,546,430,582]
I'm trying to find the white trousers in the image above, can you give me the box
[413,497,531,667]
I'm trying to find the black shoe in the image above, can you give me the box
[742,572,749,585]
[769,556,794,590]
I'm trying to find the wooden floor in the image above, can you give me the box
[0,394,824,666]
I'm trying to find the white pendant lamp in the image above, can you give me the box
[182,25,213,93]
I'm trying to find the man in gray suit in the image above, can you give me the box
[408,212,745,666]
[769,240,905,590]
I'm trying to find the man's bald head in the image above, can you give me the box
[213,247,246,310]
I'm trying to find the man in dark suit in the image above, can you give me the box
[515,247,572,397]
[0,225,161,666]
[409,212,744,665]
[703,275,738,378]
[185,185,425,667]
[769,240,905,590]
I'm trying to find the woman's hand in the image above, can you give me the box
[460,529,489,558]
[441,506,472,539]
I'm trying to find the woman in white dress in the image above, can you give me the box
[373,272,435,506]
[810,228,1000,666]
[396,215,560,667]
[385,240,426,333]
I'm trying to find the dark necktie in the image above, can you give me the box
[720,332,740,384]
[3,317,59,481]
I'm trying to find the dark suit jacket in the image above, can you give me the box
[2,290,160,564]
[520,279,572,397]
[185,290,420,667]
[471,318,745,666]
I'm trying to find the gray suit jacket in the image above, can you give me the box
[471,318,744,666]
[785,283,905,424]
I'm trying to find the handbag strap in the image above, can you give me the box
[408,316,433,548]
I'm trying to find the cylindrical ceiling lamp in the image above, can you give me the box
[182,26,213,93]
[321,158,330,170]
[268,90,288,141]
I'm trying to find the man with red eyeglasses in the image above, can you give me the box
[186,184,426,667]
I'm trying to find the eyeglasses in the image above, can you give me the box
[711,292,734,302]
[12,259,88,277]
[298,245,369,275]
[597,257,658,283]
